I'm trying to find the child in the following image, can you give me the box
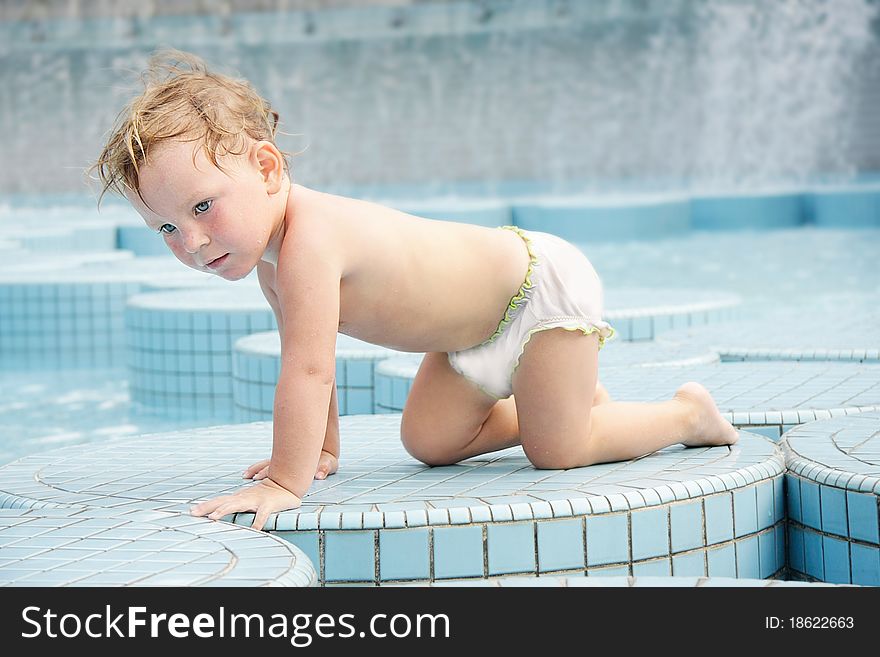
[93,51,738,531]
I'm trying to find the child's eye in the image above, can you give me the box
[159,224,177,234]
[193,200,212,215]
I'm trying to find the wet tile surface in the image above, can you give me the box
[0,507,316,587]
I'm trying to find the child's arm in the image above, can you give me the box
[243,265,339,482]
[192,238,342,530]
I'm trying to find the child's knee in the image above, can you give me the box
[521,420,596,470]
[400,422,459,467]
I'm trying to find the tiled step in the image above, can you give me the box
[124,286,276,421]
[512,195,691,241]
[656,297,880,363]
[781,411,880,586]
[374,359,880,440]
[233,332,404,421]
[0,416,785,585]
[0,263,212,370]
[603,287,741,341]
[0,507,316,587]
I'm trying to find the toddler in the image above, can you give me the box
[93,51,738,531]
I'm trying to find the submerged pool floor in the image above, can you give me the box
[1,226,878,466]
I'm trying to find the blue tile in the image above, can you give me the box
[846,491,879,543]
[800,481,821,530]
[274,531,319,571]
[748,426,781,441]
[758,530,777,578]
[632,558,670,576]
[324,531,375,582]
[587,565,630,578]
[850,544,880,586]
[706,544,736,578]
[347,360,374,387]
[733,487,758,538]
[347,388,374,416]
[822,535,850,585]
[785,475,801,523]
[433,526,483,579]
[819,486,847,537]
[672,551,706,577]
[379,529,429,581]
[631,507,669,560]
[586,513,628,566]
[704,494,734,545]
[670,502,703,553]
[803,529,824,580]
[788,525,805,574]
[487,523,535,575]
[735,535,759,579]
[773,477,784,523]
[537,518,584,572]
[775,525,785,574]
[755,481,774,530]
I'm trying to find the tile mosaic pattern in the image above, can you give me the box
[233,331,405,421]
[0,262,214,370]
[413,576,845,587]
[0,507,316,587]
[373,358,880,433]
[0,416,784,585]
[656,301,880,363]
[599,339,719,368]
[0,271,142,370]
[125,286,276,421]
[375,355,425,414]
[782,411,880,585]
[603,288,741,341]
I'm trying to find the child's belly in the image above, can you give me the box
[338,222,531,353]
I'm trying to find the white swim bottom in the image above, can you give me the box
[447,226,615,400]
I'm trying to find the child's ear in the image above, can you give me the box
[253,141,284,194]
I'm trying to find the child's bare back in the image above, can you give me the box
[265,185,531,354]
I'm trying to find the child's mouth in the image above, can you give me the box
[206,254,229,270]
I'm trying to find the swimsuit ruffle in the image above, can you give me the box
[482,225,538,345]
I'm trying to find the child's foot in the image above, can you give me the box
[673,382,739,447]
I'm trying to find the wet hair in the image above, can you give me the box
[90,48,289,206]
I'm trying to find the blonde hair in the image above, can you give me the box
[91,49,289,206]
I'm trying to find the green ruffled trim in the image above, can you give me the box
[482,225,538,345]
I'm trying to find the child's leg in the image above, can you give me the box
[511,329,738,469]
[401,352,520,466]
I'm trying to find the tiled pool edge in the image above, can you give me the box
[239,460,786,586]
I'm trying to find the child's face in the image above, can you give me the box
[128,139,283,281]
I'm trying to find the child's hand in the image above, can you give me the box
[190,478,301,531]
[315,449,338,480]
[243,452,338,481]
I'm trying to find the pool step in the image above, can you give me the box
[0,415,785,585]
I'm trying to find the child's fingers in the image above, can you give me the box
[254,466,270,480]
[243,459,271,479]
[190,496,230,517]
[252,505,273,531]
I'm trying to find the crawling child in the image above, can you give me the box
[93,51,738,531]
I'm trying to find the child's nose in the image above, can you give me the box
[182,229,210,254]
